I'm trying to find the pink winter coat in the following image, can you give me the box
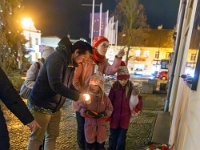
[79,94,113,144]
[72,57,121,111]
[108,86,143,129]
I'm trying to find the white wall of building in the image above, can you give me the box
[168,0,200,149]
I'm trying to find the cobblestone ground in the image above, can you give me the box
[2,90,166,150]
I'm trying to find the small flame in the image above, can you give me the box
[83,94,90,101]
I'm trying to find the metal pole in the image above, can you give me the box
[110,17,114,45]
[105,10,109,38]
[99,3,102,36]
[115,20,118,46]
[91,0,95,44]
[164,0,186,112]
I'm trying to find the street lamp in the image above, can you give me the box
[21,18,32,29]
[21,18,33,47]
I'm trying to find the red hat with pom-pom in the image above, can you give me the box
[117,61,130,80]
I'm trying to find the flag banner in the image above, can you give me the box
[89,12,107,38]
[104,16,116,45]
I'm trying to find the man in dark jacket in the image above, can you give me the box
[0,67,40,150]
[28,37,93,150]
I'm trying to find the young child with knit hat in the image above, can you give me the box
[72,36,125,150]
[79,73,113,150]
[108,61,143,150]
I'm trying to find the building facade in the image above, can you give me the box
[107,45,173,75]
[167,0,200,149]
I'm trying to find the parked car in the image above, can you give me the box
[157,71,168,80]
[134,68,143,76]
[104,75,116,82]
[152,71,158,78]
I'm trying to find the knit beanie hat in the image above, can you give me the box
[92,36,109,48]
[41,46,55,59]
[89,73,104,92]
[117,61,130,80]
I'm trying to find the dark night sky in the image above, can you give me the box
[22,0,180,40]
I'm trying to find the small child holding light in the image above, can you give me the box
[79,73,113,150]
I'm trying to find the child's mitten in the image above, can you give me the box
[83,110,98,118]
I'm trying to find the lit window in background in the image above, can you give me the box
[155,51,160,59]
[144,50,149,58]
[135,50,141,57]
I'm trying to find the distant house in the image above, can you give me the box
[22,18,41,63]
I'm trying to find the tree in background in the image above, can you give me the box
[0,0,27,71]
[114,0,149,64]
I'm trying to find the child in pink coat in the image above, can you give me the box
[79,73,113,150]
[108,61,143,150]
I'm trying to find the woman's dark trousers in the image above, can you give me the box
[108,127,127,150]
[76,111,86,149]
[0,109,10,150]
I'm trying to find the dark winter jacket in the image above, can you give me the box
[0,67,34,124]
[108,85,143,129]
[0,67,34,149]
[29,48,80,112]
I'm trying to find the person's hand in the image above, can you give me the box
[27,120,41,131]
[96,112,108,120]
[117,45,126,57]
[76,93,91,104]
[83,110,98,118]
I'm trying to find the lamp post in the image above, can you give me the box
[157,25,163,71]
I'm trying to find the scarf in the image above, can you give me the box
[90,48,105,64]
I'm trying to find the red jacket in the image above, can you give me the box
[108,86,143,129]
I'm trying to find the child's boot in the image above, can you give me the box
[86,142,95,150]
[97,142,106,150]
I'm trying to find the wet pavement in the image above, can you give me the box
[1,92,166,150]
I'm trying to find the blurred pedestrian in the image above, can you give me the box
[108,61,143,150]
[0,67,40,150]
[20,46,55,100]
[79,73,113,150]
[27,37,93,150]
[72,36,125,150]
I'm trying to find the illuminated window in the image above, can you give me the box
[135,50,140,57]
[190,54,196,61]
[155,51,160,59]
[144,50,149,58]
[165,52,170,59]
[35,38,38,45]
[29,37,32,48]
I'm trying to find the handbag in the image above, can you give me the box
[19,82,32,99]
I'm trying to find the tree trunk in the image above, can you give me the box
[125,45,131,65]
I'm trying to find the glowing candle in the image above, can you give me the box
[82,94,91,104]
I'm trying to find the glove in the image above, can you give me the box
[83,110,98,118]
[96,112,108,120]
[106,117,111,122]
[131,108,140,117]
[133,108,139,113]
